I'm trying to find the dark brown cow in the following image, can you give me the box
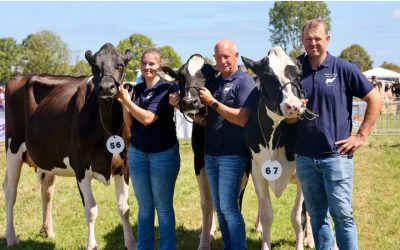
[3,43,136,249]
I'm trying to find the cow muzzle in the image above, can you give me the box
[96,74,124,100]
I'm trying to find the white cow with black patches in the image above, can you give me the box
[242,47,314,250]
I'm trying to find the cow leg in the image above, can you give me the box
[77,173,98,250]
[196,168,215,250]
[302,205,315,249]
[3,143,25,246]
[114,174,137,250]
[39,171,57,238]
[251,164,273,250]
[291,180,306,250]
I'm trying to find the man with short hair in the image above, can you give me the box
[291,19,383,249]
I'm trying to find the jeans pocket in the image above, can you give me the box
[323,155,354,182]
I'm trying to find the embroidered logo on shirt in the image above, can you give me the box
[325,73,337,86]
[144,92,154,101]
[223,83,235,95]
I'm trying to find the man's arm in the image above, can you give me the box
[336,88,383,155]
[199,87,251,127]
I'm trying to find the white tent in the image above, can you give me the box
[363,67,400,83]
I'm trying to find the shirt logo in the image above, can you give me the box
[325,73,337,86]
[145,92,154,101]
[223,83,235,94]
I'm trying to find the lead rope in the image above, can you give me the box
[98,98,125,136]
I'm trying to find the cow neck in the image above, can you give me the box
[258,97,284,161]
[98,96,124,137]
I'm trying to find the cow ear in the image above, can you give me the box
[241,56,255,71]
[124,50,132,65]
[160,66,178,79]
[202,64,218,79]
[85,50,94,65]
[156,67,176,83]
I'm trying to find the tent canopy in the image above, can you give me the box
[363,67,400,82]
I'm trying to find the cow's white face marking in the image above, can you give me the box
[268,47,304,118]
[188,56,205,76]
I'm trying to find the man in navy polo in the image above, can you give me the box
[292,19,383,249]
[198,39,258,250]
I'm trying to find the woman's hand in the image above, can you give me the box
[169,92,181,108]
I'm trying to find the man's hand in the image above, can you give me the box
[335,134,365,155]
[199,87,215,106]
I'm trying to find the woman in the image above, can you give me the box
[118,48,180,250]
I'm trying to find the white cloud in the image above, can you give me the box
[393,9,400,18]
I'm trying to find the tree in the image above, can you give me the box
[69,59,91,76]
[381,62,400,73]
[268,2,331,54]
[117,34,154,81]
[339,44,373,72]
[0,37,22,83]
[160,45,182,69]
[22,30,71,74]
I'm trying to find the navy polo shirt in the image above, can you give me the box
[205,69,258,157]
[295,53,373,158]
[130,80,178,153]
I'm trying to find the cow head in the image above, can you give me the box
[161,54,218,115]
[242,47,305,119]
[85,43,132,100]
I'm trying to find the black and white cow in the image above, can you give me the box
[242,47,315,250]
[3,43,136,249]
[164,47,314,250]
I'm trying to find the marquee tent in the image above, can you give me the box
[363,67,400,83]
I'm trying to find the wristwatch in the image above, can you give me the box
[211,101,219,109]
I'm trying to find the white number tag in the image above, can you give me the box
[106,135,125,154]
[261,160,282,181]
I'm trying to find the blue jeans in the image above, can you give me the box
[296,154,358,250]
[128,143,180,250]
[204,154,247,250]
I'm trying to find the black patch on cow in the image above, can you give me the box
[271,121,297,161]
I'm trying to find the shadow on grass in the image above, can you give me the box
[0,238,55,250]
[102,223,296,250]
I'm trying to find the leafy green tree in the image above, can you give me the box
[160,45,182,69]
[0,37,22,83]
[22,30,71,74]
[268,1,331,53]
[381,62,400,73]
[339,44,373,72]
[69,59,91,76]
[117,34,154,81]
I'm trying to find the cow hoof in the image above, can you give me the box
[303,237,315,249]
[40,227,56,238]
[6,238,19,247]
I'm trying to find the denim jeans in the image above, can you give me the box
[204,154,248,250]
[128,143,180,250]
[296,154,358,250]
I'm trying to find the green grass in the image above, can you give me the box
[1,137,399,249]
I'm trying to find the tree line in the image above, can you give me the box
[1,2,399,85]
[0,31,182,84]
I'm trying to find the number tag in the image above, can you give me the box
[106,135,125,154]
[261,160,282,181]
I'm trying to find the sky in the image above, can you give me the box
[1,1,400,72]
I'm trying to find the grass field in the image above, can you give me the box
[0,136,399,249]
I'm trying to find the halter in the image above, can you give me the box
[90,73,126,135]
[259,80,318,120]
[179,86,208,124]
[259,80,304,115]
